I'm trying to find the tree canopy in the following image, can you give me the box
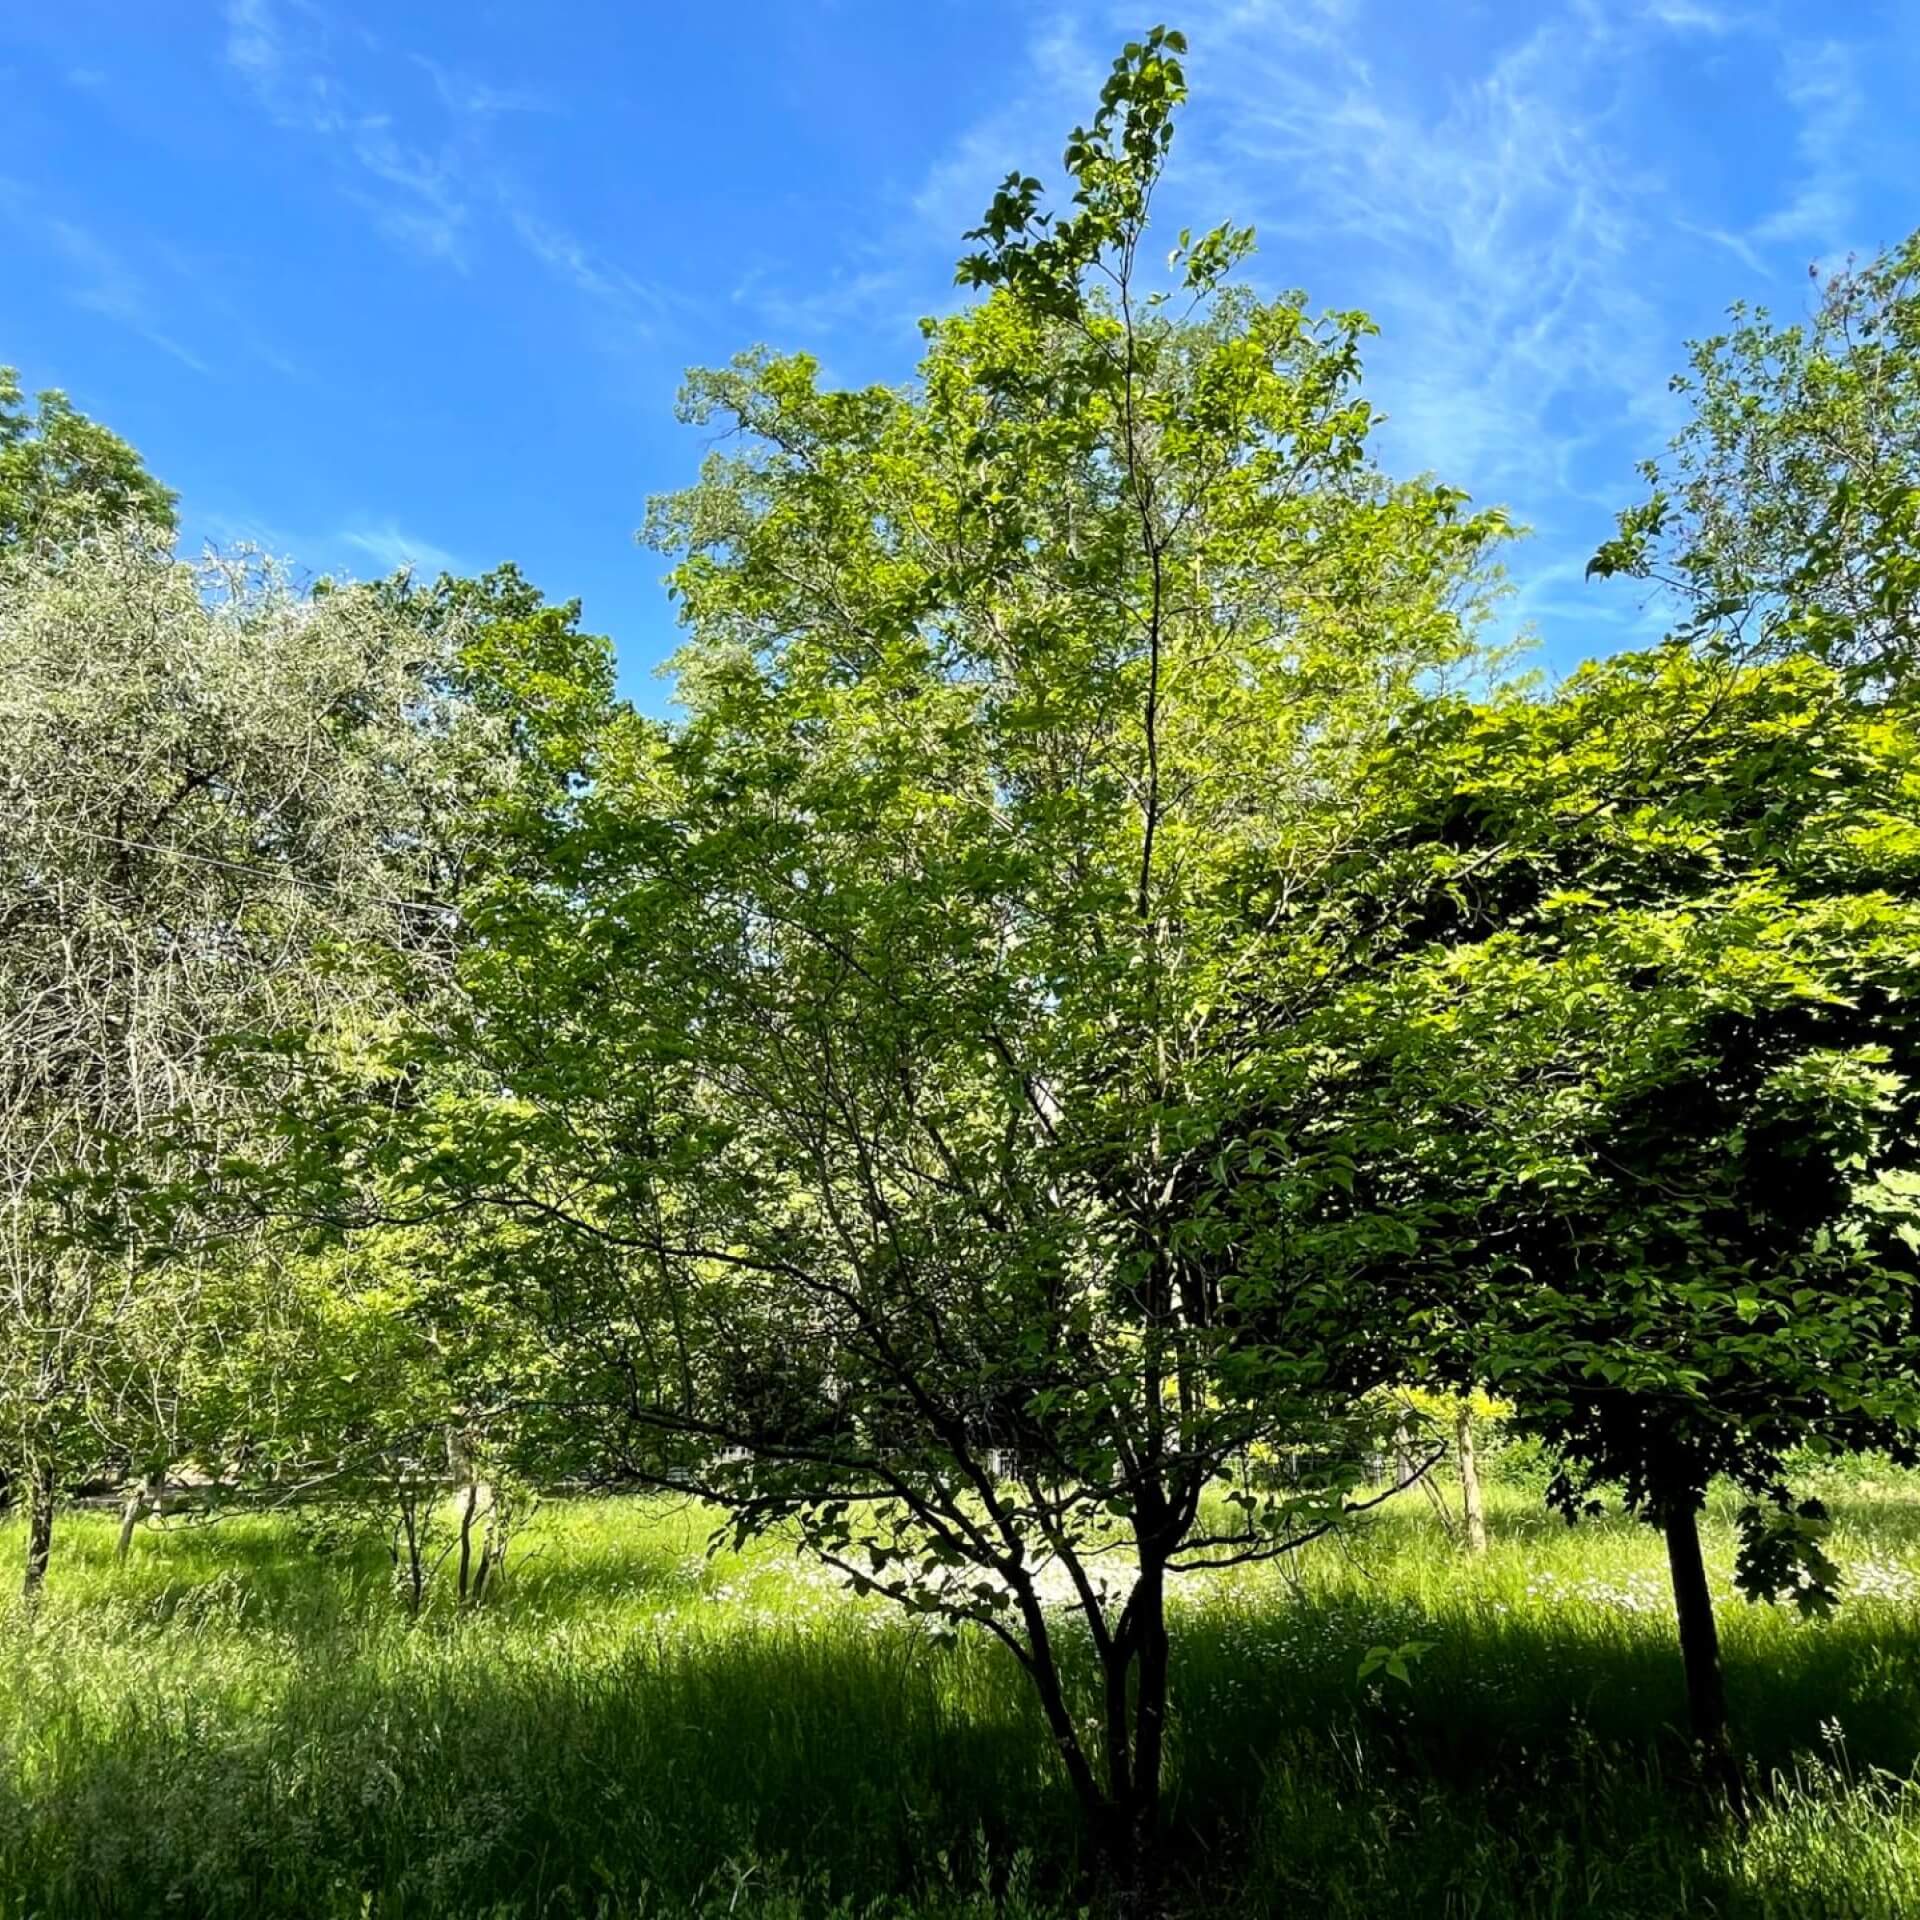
[298,27,1513,1884]
[0,369,176,555]
[1590,237,1920,687]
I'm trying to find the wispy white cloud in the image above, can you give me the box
[201,508,460,580]
[1677,218,1768,277]
[1,172,313,381]
[901,0,1666,498]
[877,0,1808,660]
[222,0,472,269]
[908,17,1102,241]
[221,0,283,89]
[504,200,669,339]
[728,262,922,351]
[338,520,459,576]
[45,220,209,373]
[728,17,1100,354]
[219,0,671,326]
[1141,4,1682,500]
[1641,0,1742,34]
[1752,41,1863,252]
[410,55,550,119]
[0,181,210,373]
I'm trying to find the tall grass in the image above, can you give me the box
[5,1483,1920,1915]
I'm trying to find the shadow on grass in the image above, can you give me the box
[0,1602,1061,1919]
[1172,1578,1920,1807]
[6,1498,1920,1917]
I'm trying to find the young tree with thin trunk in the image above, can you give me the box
[1313,642,1920,1814]
[339,30,1509,1898]
[1455,1400,1487,1557]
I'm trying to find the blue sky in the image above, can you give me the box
[2,1,1916,702]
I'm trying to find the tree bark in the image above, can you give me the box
[1011,1588,1107,1838]
[1457,1403,1487,1556]
[447,1427,494,1605]
[22,1462,54,1601]
[1126,1563,1169,1910]
[115,1466,165,1564]
[456,1476,496,1604]
[1092,1562,1171,1915]
[394,1493,428,1617]
[1661,1498,1747,1818]
[471,1504,502,1604]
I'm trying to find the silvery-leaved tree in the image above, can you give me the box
[0,527,515,1597]
[359,29,1509,1895]
[193,566,618,1611]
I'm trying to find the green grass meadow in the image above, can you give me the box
[7,1479,1920,1917]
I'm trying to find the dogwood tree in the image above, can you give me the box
[1310,642,1920,1809]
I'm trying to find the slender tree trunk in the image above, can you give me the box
[1013,1591,1107,1836]
[1126,1563,1169,1910]
[472,1511,501,1605]
[1092,1562,1171,1916]
[1661,1498,1747,1818]
[1392,1415,1415,1485]
[1092,1706,1141,1913]
[116,1465,165,1564]
[394,1493,428,1617]
[114,1483,142,1564]
[447,1427,494,1606]
[22,1462,54,1601]
[1008,1567,1173,1911]
[456,1477,496,1605]
[456,1479,478,1603]
[1456,1404,1487,1556]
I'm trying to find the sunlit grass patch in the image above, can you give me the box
[6,1481,1920,1915]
